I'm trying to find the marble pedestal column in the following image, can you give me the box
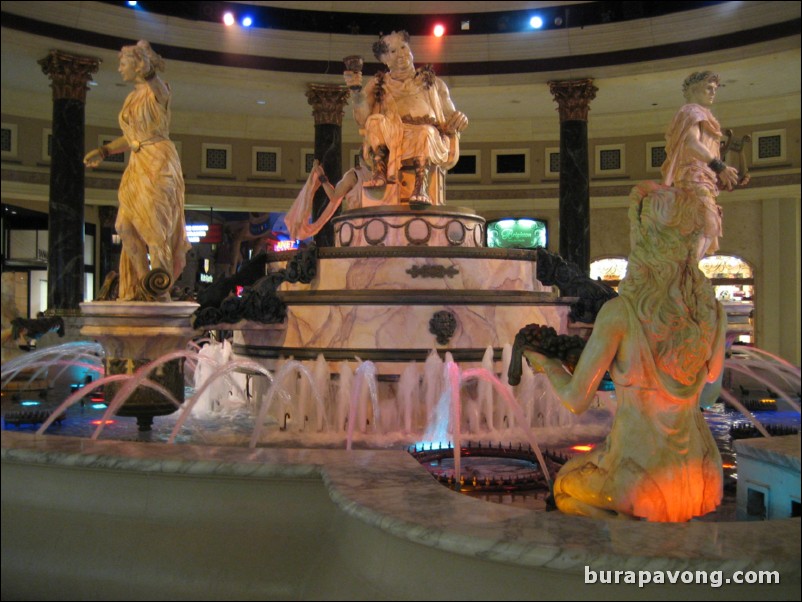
[81,301,199,431]
[306,84,350,247]
[39,51,99,314]
[549,79,598,284]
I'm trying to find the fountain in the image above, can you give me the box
[3,46,801,599]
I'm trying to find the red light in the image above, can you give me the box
[90,420,116,425]
[433,24,445,37]
[571,444,594,452]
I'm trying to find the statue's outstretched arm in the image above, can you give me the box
[526,298,625,415]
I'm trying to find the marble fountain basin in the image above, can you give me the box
[2,430,799,600]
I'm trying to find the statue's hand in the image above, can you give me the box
[718,165,739,191]
[83,149,103,168]
[311,160,326,181]
[445,111,469,134]
[344,70,363,91]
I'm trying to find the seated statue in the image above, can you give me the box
[344,31,468,205]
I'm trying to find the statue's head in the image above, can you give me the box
[119,40,164,79]
[682,71,720,103]
[372,31,413,71]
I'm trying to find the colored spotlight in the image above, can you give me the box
[529,16,544,29]
[223,12,235,26]
[241,16,253,27]
[127,1,137,6]
[433,24,445,38]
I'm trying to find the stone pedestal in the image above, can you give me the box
[332,206,485,248]
[80,301,198,430]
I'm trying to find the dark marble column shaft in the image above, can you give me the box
[306,84,350,247]
[549,79,598,279]
[39,51,99,313]
[559,120,590,273]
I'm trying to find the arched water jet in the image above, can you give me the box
[422,350,443,430]
[477,347,495,430]
[725,354,800,413]
[2,341,105,388]
[345,360,378,450]
[89,348,202,438]
[170,356,276,444]
[397,362,418,434]
[335,363,353,433]
[312,354,331,431]
[461,367,552,486]
[248,360,323,448]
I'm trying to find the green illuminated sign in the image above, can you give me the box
[487,219,547,249]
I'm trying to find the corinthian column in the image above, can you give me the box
[548,79,598,279]
[305,83,350,247]
[39,50,100,313]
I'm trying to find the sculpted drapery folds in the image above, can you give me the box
[84,41,189,301]
[662,71,740,259]
[345,31,468,205]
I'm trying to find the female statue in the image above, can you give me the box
[84,40,189,301]
[524,181,727,522]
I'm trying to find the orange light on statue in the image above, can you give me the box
[571,444,594,452]
[433,24,445,38]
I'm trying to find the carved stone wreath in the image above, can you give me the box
[429,310,458,346]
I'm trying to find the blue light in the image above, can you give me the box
[529,16,543,29]
[241,16,253,27]
[21,400,41,407]
[127,1,137,6]
[91,403,108,410]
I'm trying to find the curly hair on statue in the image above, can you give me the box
[372,30,410,61]
[120,40,166,74]
[681,71,719,101]
[619,181,719,385]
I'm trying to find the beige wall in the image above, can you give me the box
[2,111,800,362]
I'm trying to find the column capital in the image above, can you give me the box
[305,83,350,126]
[548,79,598,122]
[39,50,100,103]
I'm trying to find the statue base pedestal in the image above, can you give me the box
[332,206,485,248]
[80,301,199,431]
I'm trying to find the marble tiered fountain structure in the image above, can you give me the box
[3,199,800,599]
[234,203,571,407]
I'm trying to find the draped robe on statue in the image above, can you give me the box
[661,103,724,256]
[116,84,190,300]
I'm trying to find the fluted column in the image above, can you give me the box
[39,50,100,314]
[305,83,350,247]
[549,79,598,279]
